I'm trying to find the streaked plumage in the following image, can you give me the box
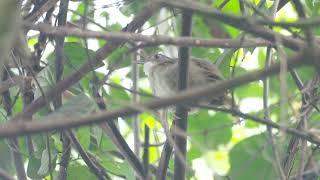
[143,54,226,105]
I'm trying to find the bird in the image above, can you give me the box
[142,53,226,106]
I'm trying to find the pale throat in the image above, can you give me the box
[143,61,156,76]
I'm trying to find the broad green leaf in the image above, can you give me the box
[187,145,202,160]
[68,163,96,180]
[91,149,134,179]
[140,112,162,129]
[101,158,134,179]
[70,1,94,22]
[27,155,43,179]
[192,15,212,38]
[120,0,146,16]
[106,46,131,69]
[12,96,23,114]
[0,0,18,70]
[212,0,240,13]
[245,120,260,128]
[223,25,241,38]
[41,93,96,121]
[80,71,105,95]
[308,111,320,129]
[89,126,103,150]
[0,108,7,123]
[32,135,49,158]
[234,82,263,98]
[216,49,235,78]
[269,71,298,99]
[306,0,320,16]
[37,148,57,177]
[188,111,233,149]
[47,42,95,78]
[0,140,13,174]
[100,134,117,152]
[295,66,316,83]
[106,78,131,109]
[27,138,57,179]
[109,23,122,32]
[229,134,276,180]
[76,128,91,149]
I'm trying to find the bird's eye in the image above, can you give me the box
[154,54,160,59]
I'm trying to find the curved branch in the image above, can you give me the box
[23,22,272,48]
[157,0,303,50]
[0,50,316,143]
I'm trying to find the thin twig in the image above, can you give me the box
[0,50,316,142]
[0,167,15,180]
[173,10,192,180]
[158,0,303,50]
[143,125,150,177]
[23,22,273,48]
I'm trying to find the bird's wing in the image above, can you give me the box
[191,58,224,82]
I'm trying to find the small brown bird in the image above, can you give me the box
[143,53,226,106]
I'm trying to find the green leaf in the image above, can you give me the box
[0,140,13,174]
[32,135,48,158]
[109,23,122,32]
[100,157,135,179]
[0,0,18,69]
[27,155,43,179]
[187,145,202,160]
[192,15,212,38]
[216,49,235,78]
[100,134,117,152]
[89,126,103,150]
[212,0,240,14]
[106,78,131,109]
[234,82,263,98]
[308,111,320,129]
[0,108,7,123]
[120,0,146,16]
[37,148,57,177]
[47,42,95,78]
[188,111,233,149]
[41,93,96,120]
[70,1,94,22]
[269,71,298,99]
[33,64,55,99]
[27,140,57,179]
[76,128,91,149]
[106,46,131,68]
[229,134,276,180]
[68,163,96,180]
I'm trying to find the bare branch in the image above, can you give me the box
[0,49,316,144]
[157,0,304,50]
[173,10,192,180]
[23,22,273,48]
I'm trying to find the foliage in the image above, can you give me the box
[0,0,319,180]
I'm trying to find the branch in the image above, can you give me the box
[143,125,150,177]
[10,2,159,120]
[55,1,70,179]
[0,49,316,142]
[0,167,14,180]
[92,75,145,179]
[157,0,304,50]
[23,22,273,48]
[23,0,59,22]
[2,72,27,180]
[66,130,111,179]
[174,10,192,180]
[0,76,32,94]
